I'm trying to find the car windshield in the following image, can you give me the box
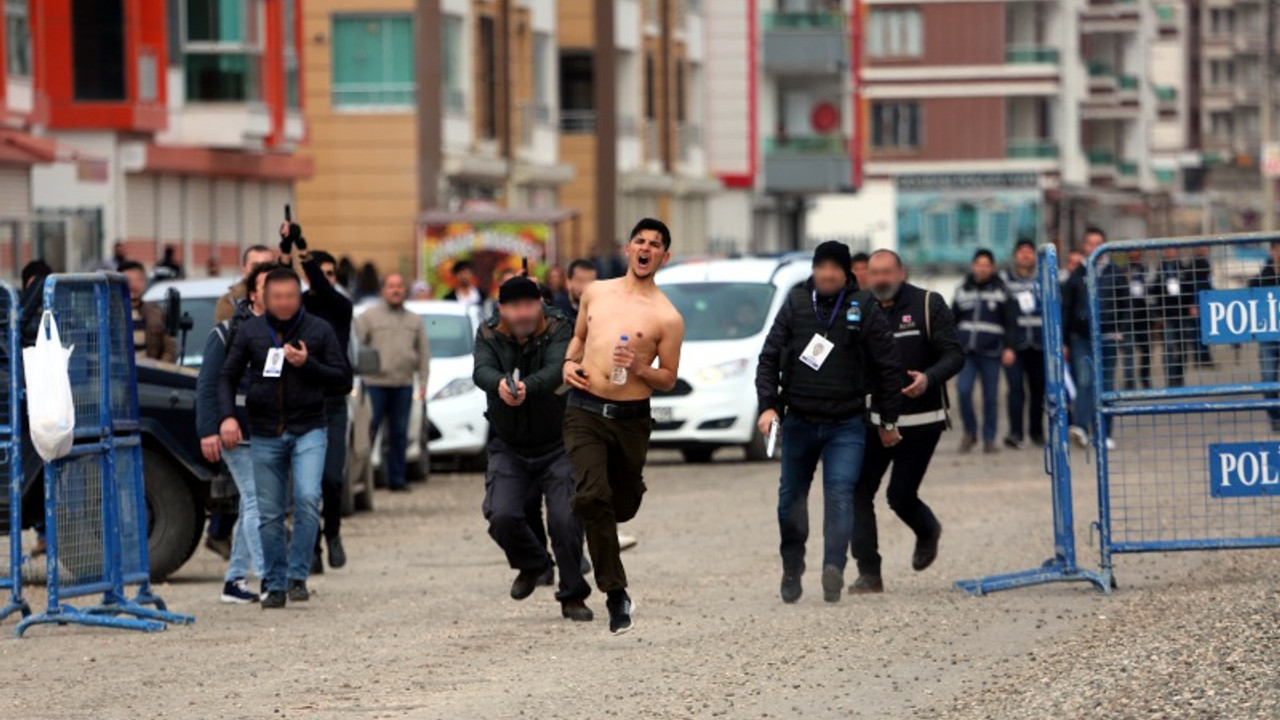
[156,296,220,367]
[422,314,474,358]
[662,282,776,341]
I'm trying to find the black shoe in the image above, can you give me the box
[780,573,802,604]
[912,522,943,572]
[983,441,999,454]
[388,485,411,494]
[511,564,551,601]
[1003,436,1025,450]
[287,580,310,602]
[536,565,555,587]
[821,565,843,603]
[327,535,347,569]
[959,434,977,453]
[561,599,594,622]
[606,592,635,635]
[311,550,325,575]
[580,555,592,576]
[261,590,287,609]
[848,574,884,595]
[1029,435,1046,447]
[260,579,269,597]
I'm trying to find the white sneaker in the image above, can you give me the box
[1068,426,1089,449]
[618,533,638,552]
[1105,437,1117,451]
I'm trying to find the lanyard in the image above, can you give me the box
[266,309,305,349]
[811,289,846,337]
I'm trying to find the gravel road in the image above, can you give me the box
[1,438,1276,719]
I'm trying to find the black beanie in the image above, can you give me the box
[498,276,542,304]
[1014,238,1035,253]
[812,241,852,276]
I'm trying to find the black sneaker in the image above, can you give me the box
[959,434,977,453]
[1003,436,1025,450]
[848,574,884,595]
[511,563,552,601]
[261,590,287,609]
[580,555,592,576]
[327,535,347,569]
[780,573,802,604]
[311,549,325,575]
[287,580,310,602]
[606,592,635,635]
[536,565,555,587]
[561,599,594,622]
[912,522,943,572]
[220,578,260,604]
[821,565,843,603]
[260,579,269,597]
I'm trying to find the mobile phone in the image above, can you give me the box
[766,419,780,458]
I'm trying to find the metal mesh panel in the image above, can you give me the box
[49,453,108,598]
[46,280,107,438]
[106,279,140,425]
[115,440,147,582]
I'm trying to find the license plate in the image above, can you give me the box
[651,406,673,423]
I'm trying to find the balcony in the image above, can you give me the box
[762,11,846,74]
[1235,29,1264,54]
[1156,3,1177,28]
[560,110,596,134]
[1087,149,1115,166]
[762,135,852,193]
[1080,0,1141,34]
[1006,139,1059,159]
[1005,45,1060,64]
[1154,85,1177,103]
[1117,160,1139,188]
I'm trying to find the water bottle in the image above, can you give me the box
[611,335,629,385]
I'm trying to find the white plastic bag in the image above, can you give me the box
[24,311,75,462]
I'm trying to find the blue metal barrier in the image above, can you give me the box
[1086,233,1280,588]
[955,245,1109,595]
[0,284,30,621]
[15,274,192,637]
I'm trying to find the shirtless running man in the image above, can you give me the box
[562,218,685,635]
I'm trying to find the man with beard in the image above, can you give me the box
[561,218,684,635]
[851,250,964,594]
[475,276,592,622]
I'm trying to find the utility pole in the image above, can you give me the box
[417,0,443,213]
[1263,0,1276,230]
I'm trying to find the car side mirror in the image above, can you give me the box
[355,347,380,376]
[164,287,182,337]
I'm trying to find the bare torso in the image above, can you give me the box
[578,278,681,401]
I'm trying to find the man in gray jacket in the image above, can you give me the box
[355,273,431,492]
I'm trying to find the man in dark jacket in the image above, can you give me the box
[953,249,1009,453]
[1190,246,1215,368]
[218,268,352,609]
[279,221,354,573]
[999,239,1044,448]
[473,276,592,622]
[1118,249,1155,391]
[1060,227,1119,448]
[1150,246,1195,390]
[852,249,964,594]
[1251,241,1280,432]
[756,241,904,604]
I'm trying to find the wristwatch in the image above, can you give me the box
[881,422,897,432]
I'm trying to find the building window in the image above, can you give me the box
[283,0,299,108]
[185,0,263,102]
[1208,59,1235,87]
[1209,111,1234,140]
[1209,7,1234,36]
[478,16,497,139]
[73,0,127,100]
[331,14,414,109]
[559,51,594,133]
[871,101,920,149]
[867,8,922,59]
[4,0,31,78]
[442,15,465,113]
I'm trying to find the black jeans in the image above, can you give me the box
[1005,348,1045,442]
[563,405,651,593]
[852,423,943,577]
[483,440,590,602]
[321,395,348,541]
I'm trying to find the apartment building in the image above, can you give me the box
[0,0,310,276]
[297,0,576,276]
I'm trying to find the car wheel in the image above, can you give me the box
[354,461,375,512]
[743,426,772,462]
[681,447,716,464]
[408,425,431,483]
[143,447,203,583]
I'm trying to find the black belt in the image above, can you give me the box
[568,391,651,420]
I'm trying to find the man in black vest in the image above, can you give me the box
[756,241,904,604]
[851,249,964,594]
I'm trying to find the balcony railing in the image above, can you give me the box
[762,11,845,31]
[560,109,596,134]
[1118,160,1138,176]
[1117,74,1139,90]
[764,135,847,155]
[1087,61,1114,78]
[1006,45,1060,64]
[1155,85,1178,102]
[1006,139,1059,159]
[1156,3,1176,25]
[1087,149,1116,165]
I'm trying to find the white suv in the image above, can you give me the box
[653,256,813,463]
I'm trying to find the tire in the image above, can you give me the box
[743,426,771,462]
[407,426,431,484]
[143,447,203,583]
[681,447,716,464]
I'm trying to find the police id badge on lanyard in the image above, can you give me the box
[800,289,845,371]
[264,310,305,378]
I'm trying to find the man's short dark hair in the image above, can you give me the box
[868,249,902,268]
[629,218,672,250]
[245,262,282,297]
[1083,226,1107,242]
[117,260,146,274]
[263,267,300,292]
[851,252,870,265]
[21,259,52,289]
[242,244,272,265]
[454,259,473,274]
[567,258,597,278]
[310,250,336,268]
[973,249,995,264]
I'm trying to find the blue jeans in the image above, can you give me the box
[1262,342,1280,422]
[958,353,1001,443]
[223,443,265,583]
[369,385,414,489]
[777,414,866,574]
[252,428,328,592]
[1070,335,1097,436]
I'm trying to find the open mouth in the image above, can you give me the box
[637,254,652,270]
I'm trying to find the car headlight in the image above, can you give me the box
[696,359,750,384]
[432,377,477,401]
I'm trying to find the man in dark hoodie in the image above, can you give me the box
[1251,241,1280,432]
[953,249,1009,453]
[218,268,351,609]
[756,241,904,604]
